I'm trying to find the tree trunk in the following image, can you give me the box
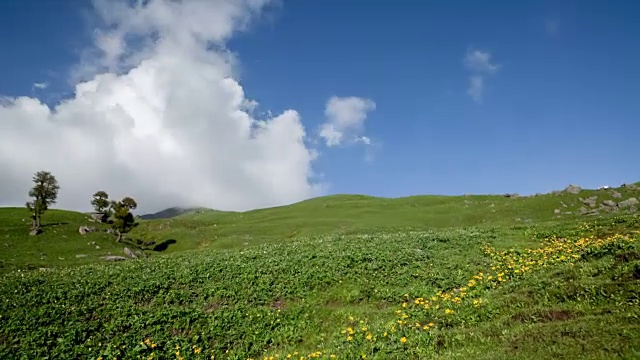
[116,231,122,243]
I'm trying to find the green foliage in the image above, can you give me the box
[1,183,640,359]
[110,197,138,242]
[90,191,111,215]
[0,221,639,359]
[25,170,59,229]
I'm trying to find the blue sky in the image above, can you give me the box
[0,0,639,212]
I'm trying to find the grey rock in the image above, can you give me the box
[629,206,637,213]
[610,190,622,199]
[582,196,598,207]
[101,256,129,261]
[504,193,519,198]
[95,245,101,249]
[618,198,639,208]
[623,183,639,191]
[554,209,561,214]
[78,226,97,235]
[105,228,116,235]
[578,207,590,215]
[564,184,582,194]
[75,254,87,258]
[564,211,573,215]
[123,247,137,259]
[602,200,617,207]
[89,212,108,223]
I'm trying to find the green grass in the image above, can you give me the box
[130,184,640,253]
[1,184,639,359]
[0,208,128,273]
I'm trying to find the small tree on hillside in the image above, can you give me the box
[110,197,138,242]
[90,191,111,220]
[26,171,60,230]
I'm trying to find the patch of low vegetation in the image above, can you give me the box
[1,215,639,359]
[2,172,640,358]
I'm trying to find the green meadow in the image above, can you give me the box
[1,184,639,359]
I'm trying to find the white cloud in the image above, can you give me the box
[467,75,484,103]
[32,82,48,90]
[319,96,376,147]
[463,48,500,103]
[463,49,499,74]
[0,0,324,214]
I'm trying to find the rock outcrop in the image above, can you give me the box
[123,247,138,259]
[564,185,582,194]
[78,226,97,235]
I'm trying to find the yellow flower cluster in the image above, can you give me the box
[392,231,638,335]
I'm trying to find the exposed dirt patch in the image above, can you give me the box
[632,265,640,280]
[615,250,640,263]
[376,300,391,310]
[269,298,286,311]
[204,300,223,313]
[511,309,575,324]
[170,327,193,337]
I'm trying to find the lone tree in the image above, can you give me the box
[90,191,111,221]
[26,171,60,230]
[110,196,138,242]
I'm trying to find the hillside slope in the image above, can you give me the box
[131,184,640,252]
[1,215,639,359]
[1,183,638,272]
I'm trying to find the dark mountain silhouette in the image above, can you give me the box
[138,206,208,220]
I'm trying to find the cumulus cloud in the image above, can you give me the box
[32,82,48,90]
[467,76,484,103]
[319,96,376,147]
[0,0,324,214]
[463,49,499,74]
[463,48,500,103]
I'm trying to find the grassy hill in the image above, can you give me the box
[1,183,639,359]
[131,184,640,252]
[138,207,211,220]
